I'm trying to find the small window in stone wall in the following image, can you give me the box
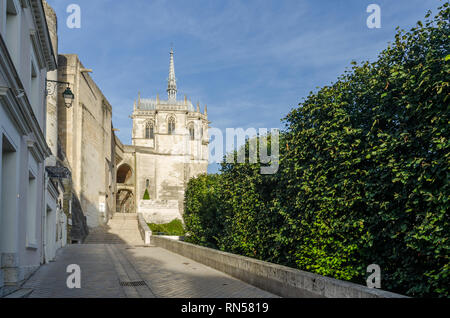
[189,125,195,140]
[145,122,154,139]
[168,117,175,135]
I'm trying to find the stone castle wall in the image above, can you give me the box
[57,54,116,228]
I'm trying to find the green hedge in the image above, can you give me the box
[143,189,150,200]
[184,174,223,248]
[183,5,449,297]
[148,219,186,236]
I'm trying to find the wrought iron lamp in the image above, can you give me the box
[62,86,75,108]
[46,79,75,108]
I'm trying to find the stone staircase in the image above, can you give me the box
[112,213,140,220]
[84,213,144,245]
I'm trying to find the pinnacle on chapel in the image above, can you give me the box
[167,48,177,100]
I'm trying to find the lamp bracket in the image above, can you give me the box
[46,79,71,96]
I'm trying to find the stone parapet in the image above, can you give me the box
[137,213,152,245]
[152,236,407,298]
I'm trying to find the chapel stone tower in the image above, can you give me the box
[121,49,209,223]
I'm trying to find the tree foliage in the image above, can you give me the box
[183,5,449,297]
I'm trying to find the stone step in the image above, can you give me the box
[85,238,129,243]
[1,285,19,297]
[3,288,33,298]
[113,213,138,220]
[84,216,144,245]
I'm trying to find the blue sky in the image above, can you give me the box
[46,0,444,172]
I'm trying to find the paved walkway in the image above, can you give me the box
[23,244,277,298]
[24,213,276,298]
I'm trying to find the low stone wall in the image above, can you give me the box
[152,236,406,298]
[137,213,152,245]
[156,235,184,241]
[139,200,181,224]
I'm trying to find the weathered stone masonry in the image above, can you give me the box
[117,49,209,224]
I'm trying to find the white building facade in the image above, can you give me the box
[0,0,57,296]
[116,49,209,224]
[42,0,67,262]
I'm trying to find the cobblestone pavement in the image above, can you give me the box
[23,244,277,298]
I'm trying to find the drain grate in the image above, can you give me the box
[120,281,147,287]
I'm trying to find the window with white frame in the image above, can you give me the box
[5,0,20,67]
[1,135,18,251]
[30,59,39,114]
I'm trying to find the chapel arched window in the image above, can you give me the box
[189,124,195,140]
[145,122,154,139]
[168,117,176,135]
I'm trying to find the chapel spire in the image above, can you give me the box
[167,47,177,100]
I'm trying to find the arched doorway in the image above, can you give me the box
[117,164,133,184]
[116,189,134,214]
[116,164,135,213]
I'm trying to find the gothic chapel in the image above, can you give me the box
[115,49,209,223]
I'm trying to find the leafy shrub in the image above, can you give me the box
[183,174,223,248]
[148,219,185,236]
[183,5,449,297]
[281,5,449,296]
